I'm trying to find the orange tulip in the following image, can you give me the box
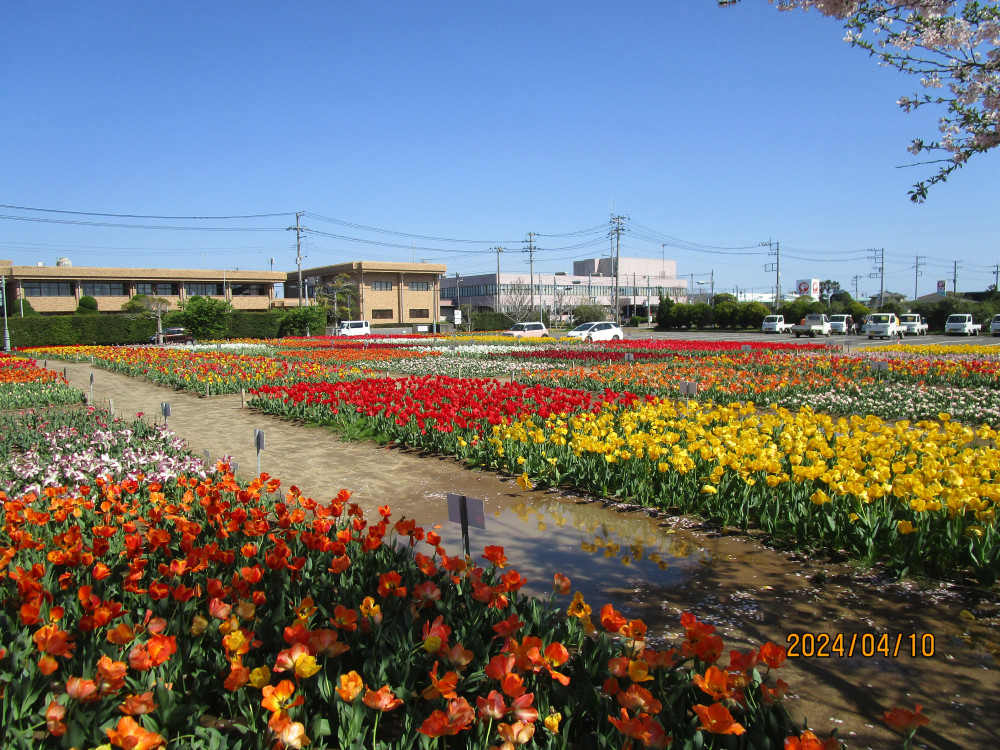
[120,692,157,716]
[104,715,166,750]
[883,704,930,736]
[336,670,364,702]
[692,702,745,735]
[363,685,403,711]
[45,700,67,737]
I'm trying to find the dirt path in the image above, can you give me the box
[56,361,1000,750]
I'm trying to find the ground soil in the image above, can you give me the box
[57,361,1000,750]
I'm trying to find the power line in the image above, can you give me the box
[0,203,294,220]
[0,214,285,231]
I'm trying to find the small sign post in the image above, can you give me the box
[870,360,888,383]
[679,380,698,409]
[160,401,171,427]
[254,429,265,474]
[741,345,752,353]
[89,373,94,404]
[447,493,486,558]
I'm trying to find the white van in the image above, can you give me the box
[336,320,371,336]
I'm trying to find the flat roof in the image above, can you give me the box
[0,264,286,282]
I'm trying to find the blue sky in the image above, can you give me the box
[2,1,997,300]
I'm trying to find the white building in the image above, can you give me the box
[439,257,687,323]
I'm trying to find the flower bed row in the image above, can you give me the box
[23,346,364,395]
[0,354,84,411]
[250,376,1000,584]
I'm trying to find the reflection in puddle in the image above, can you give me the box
[428,489,712,605]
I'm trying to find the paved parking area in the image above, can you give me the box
[619,327,1000,349]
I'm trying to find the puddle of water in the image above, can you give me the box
[428,489,711,604]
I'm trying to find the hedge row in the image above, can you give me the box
[3,310,284,348]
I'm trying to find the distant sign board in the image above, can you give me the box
[937,280,947,296]
[454,310,462,325]
[796,279,821,300]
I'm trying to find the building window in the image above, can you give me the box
[81,282,126,296]
[371,281,393,291]
[22,282,73,297]
[371,309,393,320]
[409,282,430,292]
[230,284,267,296]
[135,283,180,296]
[184,283,224,296]
[409,308,429,318]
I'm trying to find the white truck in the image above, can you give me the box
[898,313,929,336]
[945,313,981,336]
[761,314,793,334]
[866,313,903,340]
[791,314,832,338]
[991,314,1000,337]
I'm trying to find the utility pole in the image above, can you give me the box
[492,246,504,313]
[993,263,1000,291]
[1,272,10,353]
[689,272,695,304]
[761,240,780,310]
[660,243,666,278]
[868,248,885,308]
[455,272,461,329]
[914,254,925,301]
[287,211,307,307]
[852,275,860,301]
[523,233,536,318]
[952,260,961,295]
[610,215,627,324]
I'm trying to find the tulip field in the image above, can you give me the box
[23,337,1000,583]
[1,350,861,750]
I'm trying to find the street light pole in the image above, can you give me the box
[1,272,10,352]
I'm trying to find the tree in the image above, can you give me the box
[655,294,674,329]
[498,279,536,323]
[278,306,327,337]
[76,295,99,315]
[738,301,773,329]
[121,293,172,340]
[314,274,357,325]
[819,280,841,306]
[178,295,232,340]
[722,1,1000,201]
[572,303,606,326]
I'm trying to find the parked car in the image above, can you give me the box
[149,327,193,344]
[566,321,623,341]
[501,321,550,338]
[336,320,371,336]
[761,315,793,334]
[828,314,854,334]
[991,314,1000,337]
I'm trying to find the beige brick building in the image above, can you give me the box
[286,261,448,325]
[0,259,286,314]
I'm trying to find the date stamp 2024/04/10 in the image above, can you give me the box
[785,632,935,659]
